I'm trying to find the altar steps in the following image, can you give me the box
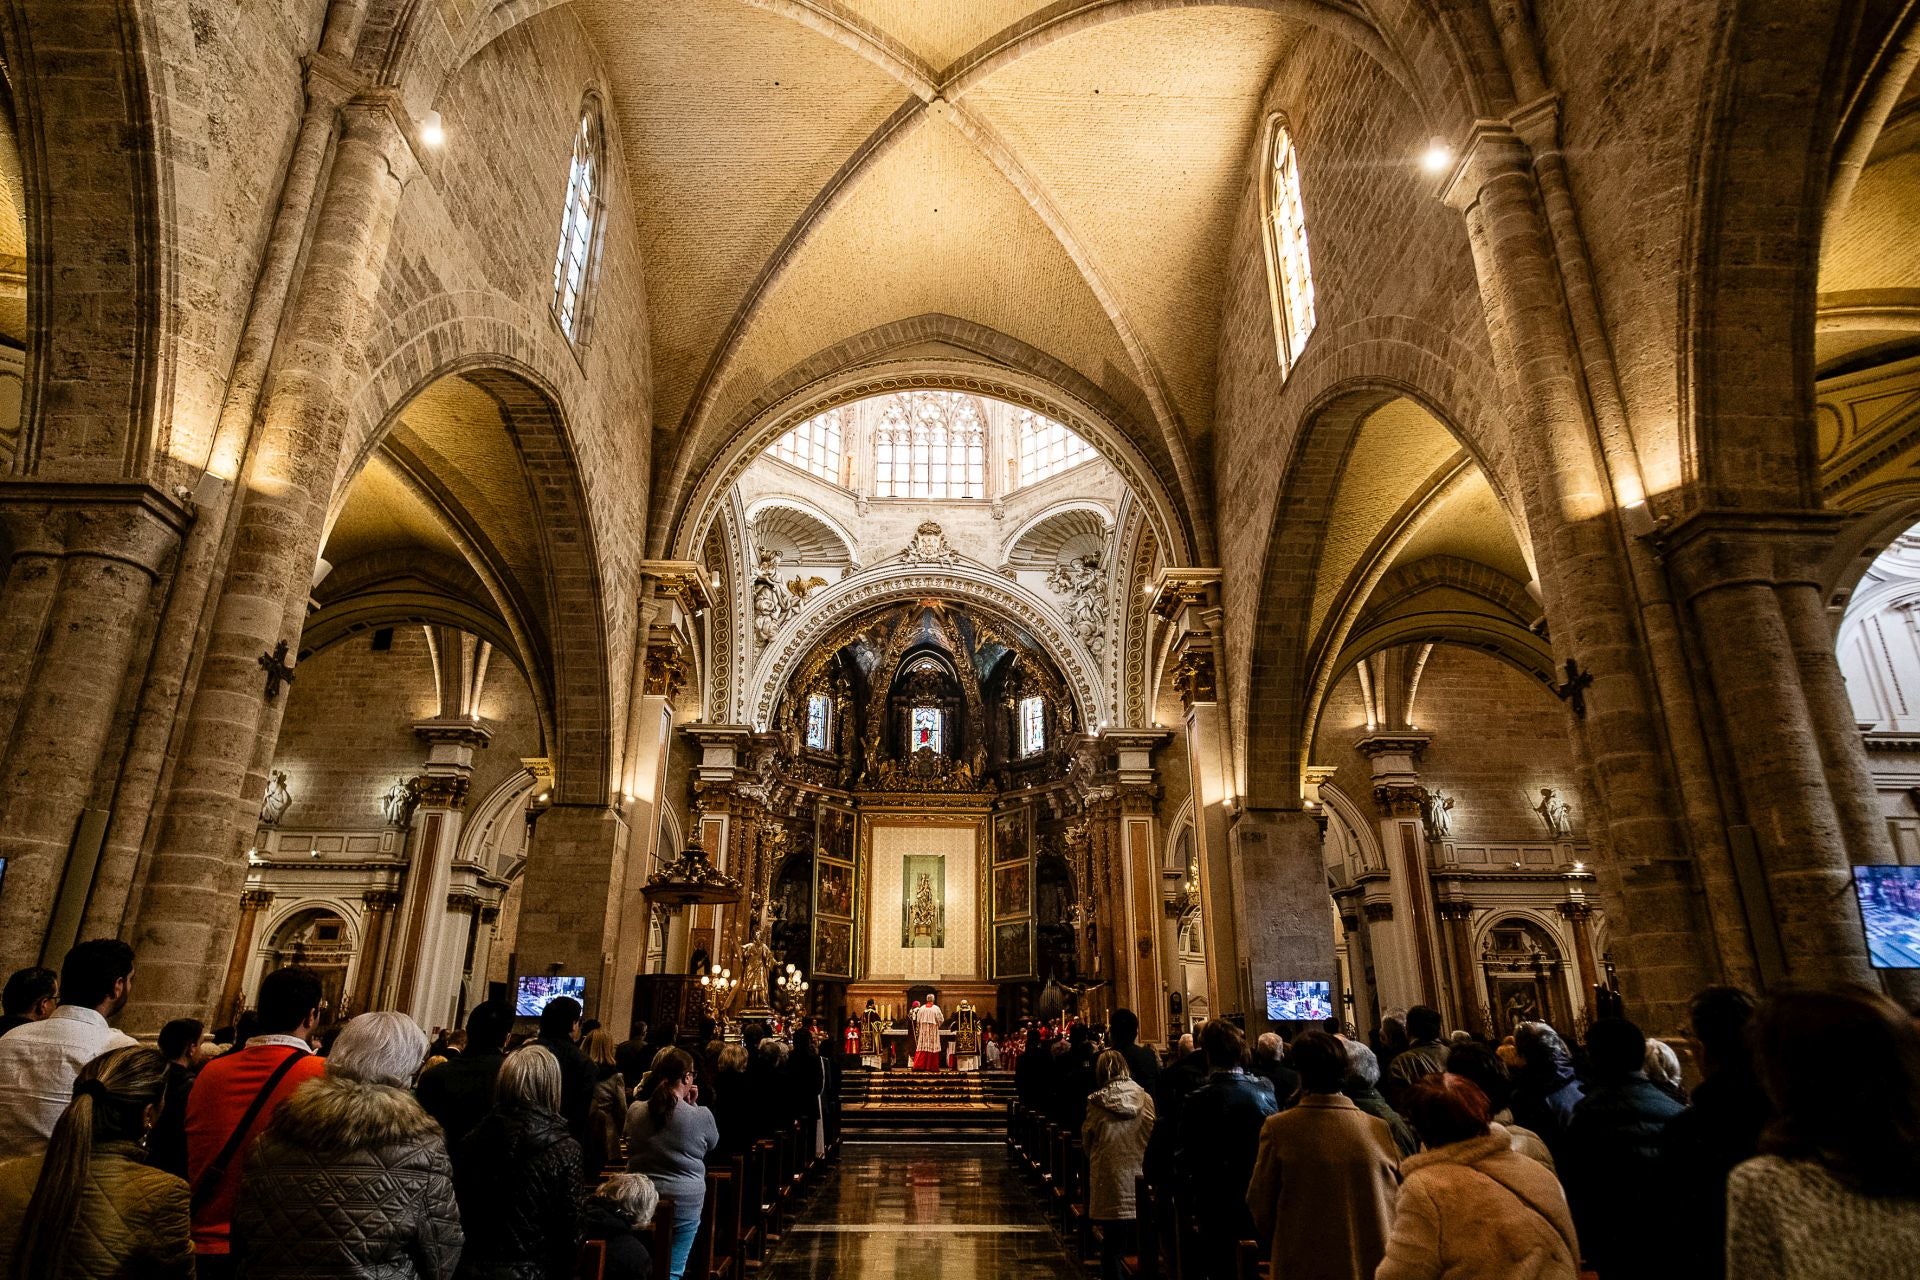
[839,1069,1018,1142]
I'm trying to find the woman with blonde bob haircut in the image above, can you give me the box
[452,1043,583,1280]
[0,1045,191,1279]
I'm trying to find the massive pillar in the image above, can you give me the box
[1445,124,1718,1028]
[1230,807,1337,1039]
[514,803,632,1026]
[129,96,417,1029]
[0,488,187,975]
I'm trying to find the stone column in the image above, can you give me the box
[1357,733,1442,1011]
[1154,571,1243,1018]
[1230,807,1337,1039]
[131,96,416,1028]
[388,766,476,1030]
[214,889,275,1028]
[1559,901,1601,1023]
[513,803,632,1025]
[351,898,399,1013]
[1438,902,1486,1036]
[349,890,400,1015]
[1336,901,1377,1036]
[1444,125,1715,1028]
[1660,513,1883,986]
[1105,728,1171,1042]
[0,486,187,975]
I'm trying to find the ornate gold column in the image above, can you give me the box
[349,890,400,1015]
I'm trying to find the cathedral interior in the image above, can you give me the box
[2,0,1920,1058]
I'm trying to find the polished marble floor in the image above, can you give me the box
[760,1142,1082,1278]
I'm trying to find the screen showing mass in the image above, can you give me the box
[1855,865,1920,969]
[514,974,586,1016]
[1265,979,1333,1021]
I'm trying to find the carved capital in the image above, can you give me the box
[1556,901,1595,921]
[362,890,403,912]
[240,888,275,910]
[644,634,690,698]
[642,559,715,615]
[412,773,472,810]
[1372,781,1426,817]
[1150,567,1222,622]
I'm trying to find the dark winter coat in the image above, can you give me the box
[232,1073,463,1280]
[1661,1066,1771,1279]
[1561,1075,1684,1277]
[452,1102,584,1280]
[579,1200,653,1280]
[1174,1069,1278,1235]
[1510,1053,1585,1154]
[416,1050,506,1152]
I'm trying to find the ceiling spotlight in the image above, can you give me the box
[1419,138,1452,175]
[420,111,446,148]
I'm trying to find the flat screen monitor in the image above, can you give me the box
[514,974,586,1016]
[1855,865,1920,969]
[1265,979,1333,1022]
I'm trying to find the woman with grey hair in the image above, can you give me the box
[1342,1039,1419,1156]
[232,1010,463,1278]
[452,1044,583,1280]
[582,1173,659,1280]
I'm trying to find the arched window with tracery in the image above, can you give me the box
[770,408,845,484]
[872,391,986,499]
[1015,410,1095,487]
[552,100,606,343]
[1262,119,1316,371]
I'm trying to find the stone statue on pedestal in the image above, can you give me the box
[260,771,292,826]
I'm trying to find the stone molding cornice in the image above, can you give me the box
[0,479,191,572]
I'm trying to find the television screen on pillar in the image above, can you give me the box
[515,974,586,1016]
[1854,865,1920,968]
[1264,979,1333,1022]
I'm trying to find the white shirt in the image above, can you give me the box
[0,1006,138,1156]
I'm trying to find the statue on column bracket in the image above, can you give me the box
[737,891,777,1015]
[1532,787,1574,838]
[381,777,419,828]
[260,771,293,826]
[1420,788,1454,842]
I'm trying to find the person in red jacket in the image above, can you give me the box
[185,965,326,1280]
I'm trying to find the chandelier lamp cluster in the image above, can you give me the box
[775,962,810,1026]
[698,965,738,1021]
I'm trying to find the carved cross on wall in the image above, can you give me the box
[1553,657,1594,718]
[258,640,296,702]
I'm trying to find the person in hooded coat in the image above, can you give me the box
[1376,1073,1579,1280]
[452,1045,583,1280]
[232,1012,462,1280]
[1510,1022,1584,1157]
[1082,1049,1155,1280]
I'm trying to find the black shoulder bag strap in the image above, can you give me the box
[190,1047,308,1211]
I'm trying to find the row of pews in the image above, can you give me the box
[579,1119,841,1280]
[1005,1102,1270,1280]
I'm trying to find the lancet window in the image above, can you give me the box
[872,391,986,499]
[1264,120,1317,371]
[552,100,606,342]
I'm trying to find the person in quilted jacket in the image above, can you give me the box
[0,1043,192,1279]
[232,1011,462,1279]
[452,1044,584,1280]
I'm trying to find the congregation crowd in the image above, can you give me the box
[1,937,1917,1279]
[1014,988,1920,1280]
[0,939,844,1280]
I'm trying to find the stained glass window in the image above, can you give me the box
[806,693,831,750]
[872,391,986,499]
[552,103,605,341]
[910,706,943,755]
[1019,694,1046,757]
[1266,122,1317,370]
[1016,411,1095,487]
[770,409,845,484]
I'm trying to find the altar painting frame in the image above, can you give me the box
[990,802,1037,981]
[811,799,859,978]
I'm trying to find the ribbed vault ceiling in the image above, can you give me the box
[543,0,1345,551]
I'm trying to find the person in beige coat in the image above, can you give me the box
[1376,1073,1579,1280]
[1247,1031,1401,1280]
[1083,1049,1155,1280]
